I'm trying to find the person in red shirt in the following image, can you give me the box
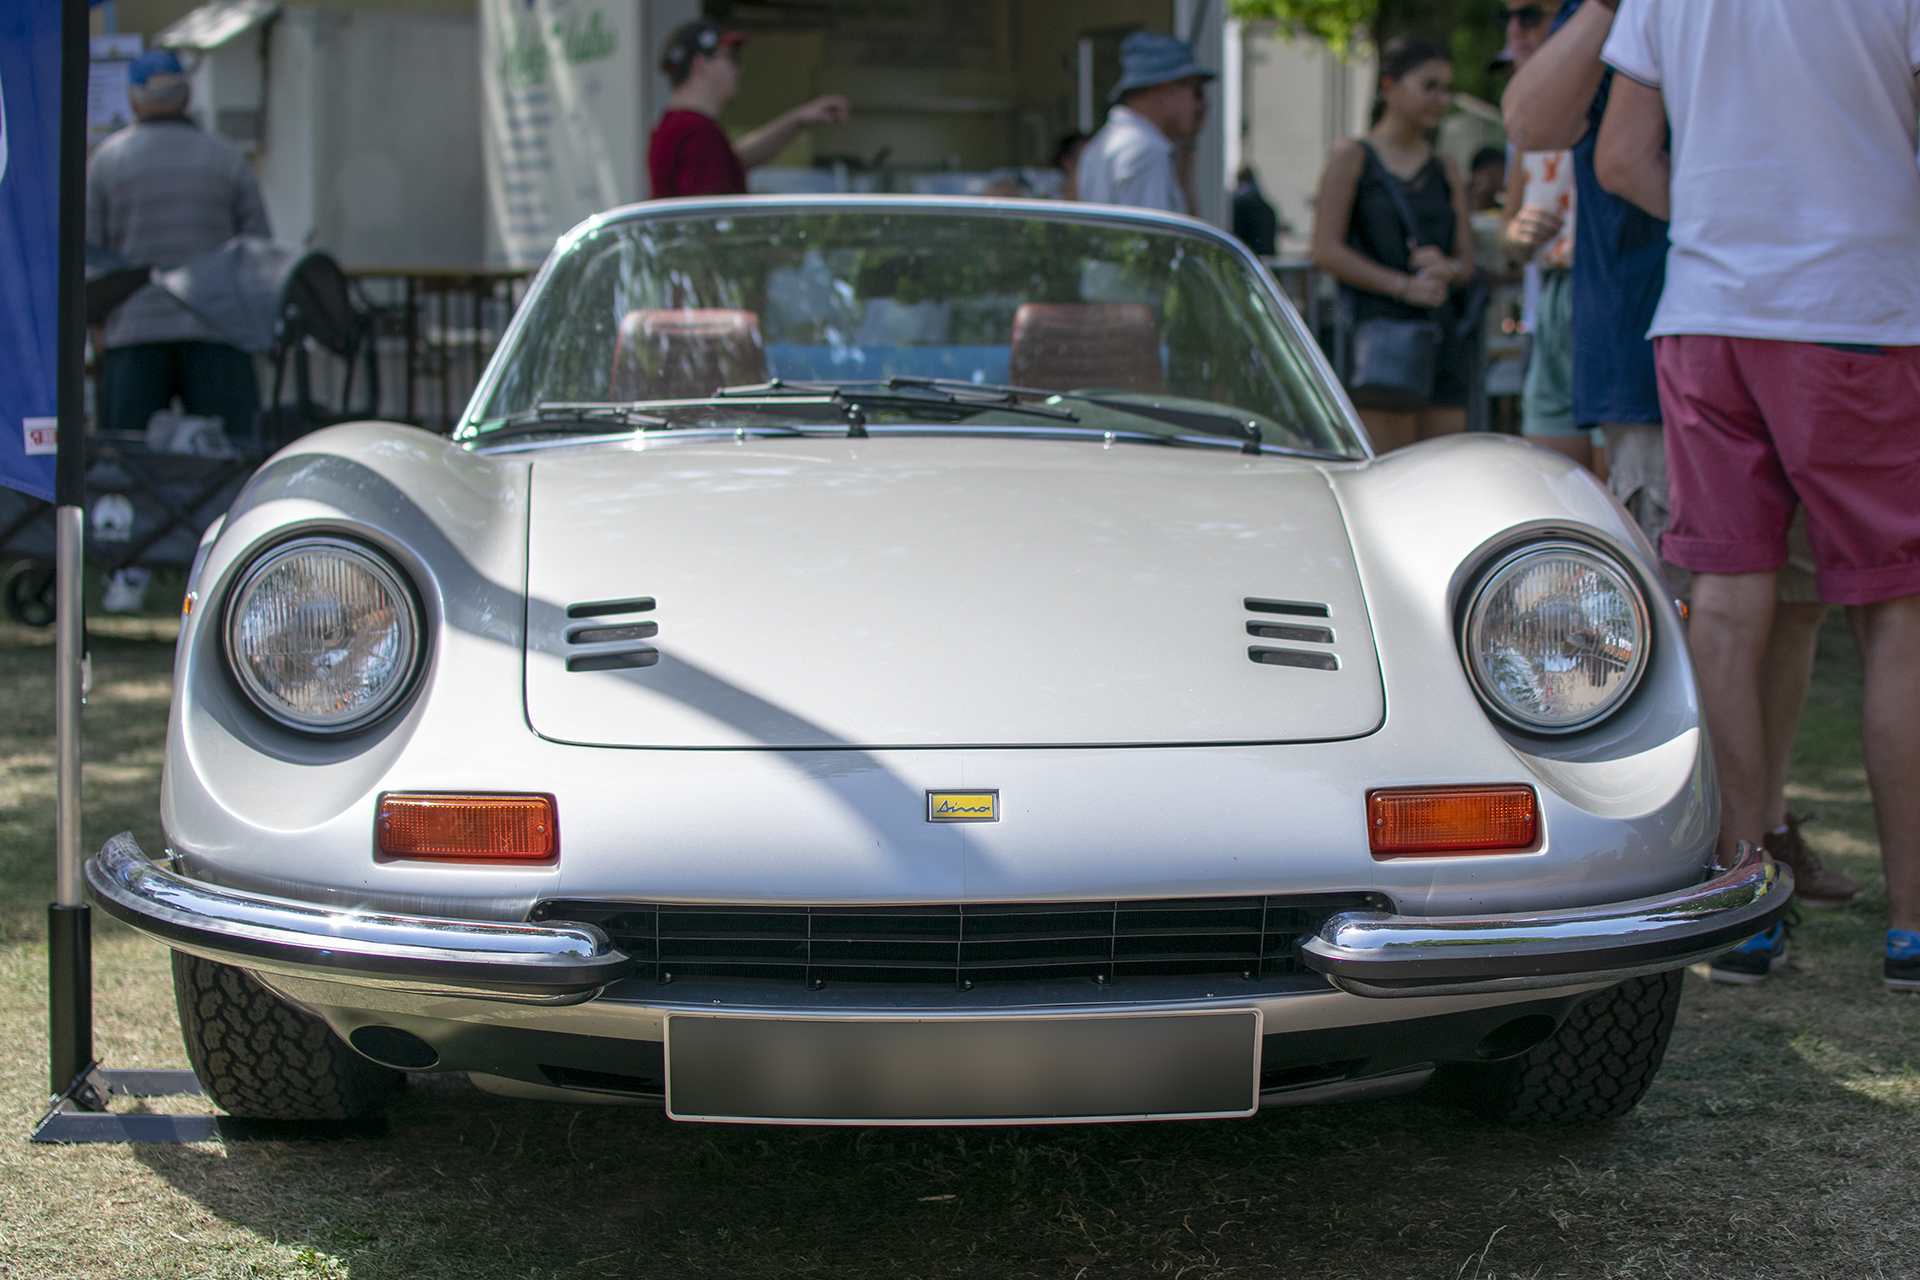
[649,21,850,199]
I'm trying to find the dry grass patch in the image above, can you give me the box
[0,616,1914,1279]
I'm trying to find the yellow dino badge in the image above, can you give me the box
[925,791,999,823]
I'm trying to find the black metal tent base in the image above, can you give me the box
[32,1063,387,1144]
[32,1066,221,1144]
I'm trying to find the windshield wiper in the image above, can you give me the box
[1061,395,1264,455]
[715,378,1080,424]
[481,402,672,435]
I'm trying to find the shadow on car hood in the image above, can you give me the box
[522,437,1382,749]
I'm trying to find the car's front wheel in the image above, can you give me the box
[1443,969,1686,1124]
[172,952,401,1119]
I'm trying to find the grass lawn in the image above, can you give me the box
[0,613,1914,1279]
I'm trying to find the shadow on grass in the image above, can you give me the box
[124,1004,1916,1280]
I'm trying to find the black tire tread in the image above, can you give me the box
[172,951,400,1120]
[1450,969,1685,1124]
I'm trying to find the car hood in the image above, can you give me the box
[522,437,1382,749]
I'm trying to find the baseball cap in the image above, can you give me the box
[660,19,747,81]
[128,49,184,86]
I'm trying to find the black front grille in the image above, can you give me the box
[533,895,1375,990]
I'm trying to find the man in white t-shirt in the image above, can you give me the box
[1596,0,1920,993]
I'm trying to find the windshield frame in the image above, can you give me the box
[455,195,1372,461]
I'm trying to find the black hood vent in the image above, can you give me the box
[565,597,659,672]
[1243,597,1338,671]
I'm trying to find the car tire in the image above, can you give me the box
[1444,969,1685,1124]
[172,951,401,1120]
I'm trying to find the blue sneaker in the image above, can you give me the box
[1888,929,1920,993]
[1709,922,1788,984]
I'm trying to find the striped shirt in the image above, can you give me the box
[86,117,271,348]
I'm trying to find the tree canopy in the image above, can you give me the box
[1230,0,1512,103]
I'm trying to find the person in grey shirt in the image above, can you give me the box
[87,49,270,440]
[1076,32,1213,215]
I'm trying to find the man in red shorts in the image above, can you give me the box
[649,20,850,199]
[1596,0,1920,992]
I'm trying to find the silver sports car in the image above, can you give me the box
[94,197,1788,1126]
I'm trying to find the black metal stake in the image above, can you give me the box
[46,904,93,1099]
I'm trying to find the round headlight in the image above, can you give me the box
[1463,542,1650,734]
[225,537,423,734]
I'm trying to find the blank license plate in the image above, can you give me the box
[664,1009,1261,1124]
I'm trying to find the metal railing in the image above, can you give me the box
[281,269,535,432]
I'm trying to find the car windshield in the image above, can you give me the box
[463,205,1362,459]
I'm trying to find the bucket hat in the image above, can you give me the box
[1108,31,1215,103]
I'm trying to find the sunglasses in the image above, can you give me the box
[1496,5,1548,28]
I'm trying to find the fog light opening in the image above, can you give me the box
[1475,1014,1558,1061]
[349,1024,440,1070]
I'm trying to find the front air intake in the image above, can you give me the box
[533,895,1379,990]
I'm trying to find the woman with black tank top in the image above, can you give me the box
[1311,37,1477,452]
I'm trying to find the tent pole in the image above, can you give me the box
[48,0,93,1099]
[33,0,221,1142]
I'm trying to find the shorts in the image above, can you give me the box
[1656,335,1920,606]
[1602,421,1820,606]
[1521,270,1598,444]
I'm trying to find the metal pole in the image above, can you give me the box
[53,508,84,906]
[49,0,94,1098]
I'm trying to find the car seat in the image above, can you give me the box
[1007,303,1165,394]
[610,309,768,401]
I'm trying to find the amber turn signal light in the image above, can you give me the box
[1367,785,1537,856]
[376,793,556,861]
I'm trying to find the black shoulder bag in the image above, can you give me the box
[1342,144,1441,411]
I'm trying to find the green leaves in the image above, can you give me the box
[1229,0,1376,53]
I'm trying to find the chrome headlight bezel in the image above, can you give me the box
[222,534,425,735]
[1459,539,1652,736]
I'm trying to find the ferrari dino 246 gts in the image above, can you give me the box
[92,197,1787,1126]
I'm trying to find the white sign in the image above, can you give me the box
[481,0,645,267]
[88,35,143,145]
[23,417,57,456]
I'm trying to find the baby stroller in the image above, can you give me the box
[146,237,382,449]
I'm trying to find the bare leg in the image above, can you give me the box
[1852,595,1920,933]
[1359,409,1418,453]
[1690,571,1779,863]
[1415,406,1467,440]
[1590,443,1609,484]
[1524,434,1594,470]
[1759,602,1829,830]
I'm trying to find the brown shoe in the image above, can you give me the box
[1765,813,1863,908]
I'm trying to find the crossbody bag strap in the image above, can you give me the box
[1360,141,1452,323]
[1359,141,1430,251]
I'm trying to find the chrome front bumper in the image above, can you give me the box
[1298,844,1791,997]
[89,833,1788,1008]
[87,833,634,1004]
